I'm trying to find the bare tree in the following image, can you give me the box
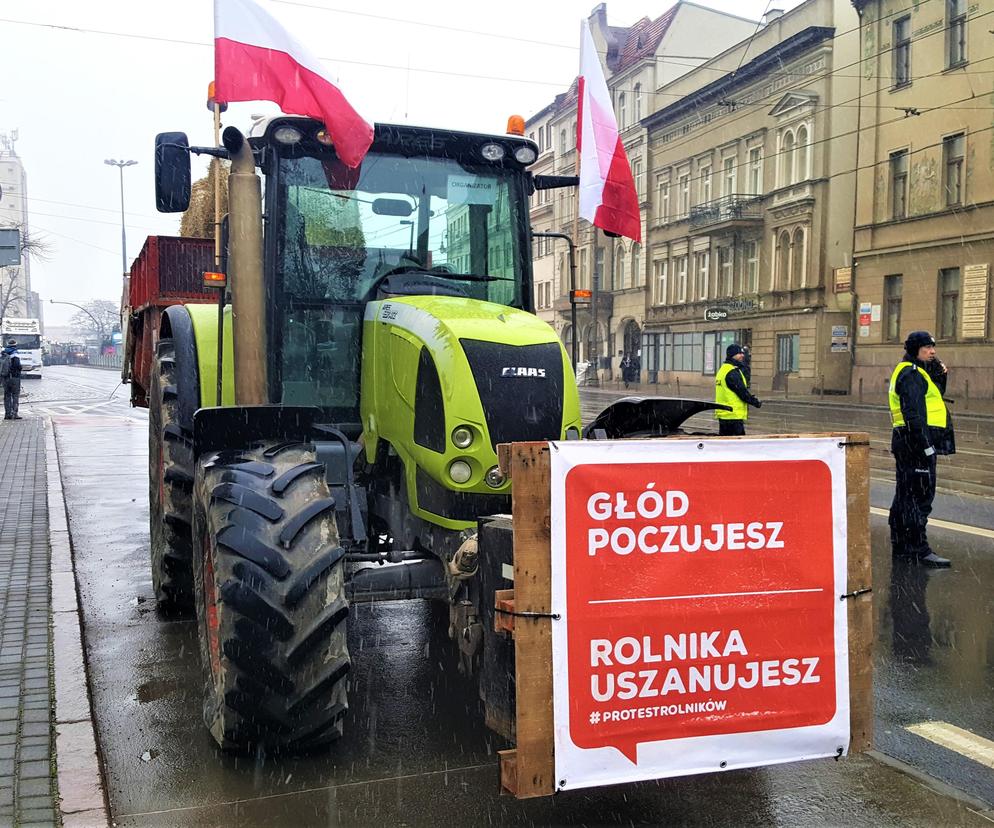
[69,299,119,343]
[0,227,52,326]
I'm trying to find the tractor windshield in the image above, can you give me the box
[272,148,530,422]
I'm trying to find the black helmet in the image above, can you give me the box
[904,330,935,355]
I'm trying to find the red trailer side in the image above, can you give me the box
[123,236,216,407]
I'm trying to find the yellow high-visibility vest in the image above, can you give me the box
[888,361,947,429]
[715,363,748,420]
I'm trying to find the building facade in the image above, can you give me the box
[527,1,758,377]
[641,0,862,395]
[0,130,33,322]
[851,0,994,396]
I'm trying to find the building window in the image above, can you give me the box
[894,16,911,86]
[939,267,961,339]
[722,156,736,196]
[634,83,642,122]
[776,231,791,290]
[746,240,759,293]
[676,255,689,302]
[885,274,903,342]
[654,259,668,305]
[633,159,644,200]
[943,132,965,206]
[791,227,805,289]
[560,128,567,156]
[718,246,733,296]
[632,243,641,286]
[780,131,795,187]
[618,93,627,129]
[891,150,908,219]
[615,248,626,290]
[657,176,671,222]
[679,174,690,217]
[776,333,800,374]
[695,250,710,300]
[796,125,809,181]
[748,147,763,195]
[947,0,967,67]
[700,164,712,205]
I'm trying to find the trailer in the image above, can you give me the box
[122,235,215,407]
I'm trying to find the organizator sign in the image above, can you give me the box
[549,437,850,790]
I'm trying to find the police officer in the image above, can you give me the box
[714,343,761,436]
[888,330,955,568]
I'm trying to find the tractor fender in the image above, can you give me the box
[159,306,201,433]
[185,303,235,411]
[582,396,733,439]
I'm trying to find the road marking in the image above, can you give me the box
[870,506,994,540]
[589,588,824,605]
[907,722,994,769]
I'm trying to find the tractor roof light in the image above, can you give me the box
[273,126,303,145]
[513,145,537,165]
[452,426,474,449]
[315,128,334,146]
[449,460,473,485]
[480,142,505,161]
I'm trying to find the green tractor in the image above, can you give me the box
[144,116,717,752]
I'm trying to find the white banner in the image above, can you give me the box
[549,437,850,791]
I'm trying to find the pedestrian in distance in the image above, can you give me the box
[888,330,955,568]
[620,353,635,389]
[714,343,761,436]
[1,339,23,420]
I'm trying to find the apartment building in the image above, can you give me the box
[851,0,994,396]
[641,0,862,395]
[526,2,757,376]
[0,131,32,321]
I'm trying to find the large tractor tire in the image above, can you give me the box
[148,338,195,614]
[192,441,350,752]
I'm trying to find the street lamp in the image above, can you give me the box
[49,299,106,344]
[104,159,137,280]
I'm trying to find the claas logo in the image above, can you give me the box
[501,366,546,378]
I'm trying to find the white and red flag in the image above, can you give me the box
[577,20,641,242]
[214,0,374,168]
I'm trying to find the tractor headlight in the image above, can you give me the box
[451,426,474,449]
[485,466,506,488]
[449,460,473,484]
[513,145,537,165]
[480,142,505,161]
[273,126,303,145]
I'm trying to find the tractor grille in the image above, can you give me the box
[459,340,564,449]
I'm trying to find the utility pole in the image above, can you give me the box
[104,159,137,281]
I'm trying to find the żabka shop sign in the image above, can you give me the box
[549,437,850,790]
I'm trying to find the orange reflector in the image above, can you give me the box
[203,271,227,288]
[506,114,525,136]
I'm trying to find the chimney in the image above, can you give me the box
[763,9,784,24]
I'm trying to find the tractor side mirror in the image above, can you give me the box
[154,132,192,213]
[372,198,414,217]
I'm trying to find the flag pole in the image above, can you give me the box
[212,86,225,407]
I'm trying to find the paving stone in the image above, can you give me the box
[16,759,51,779]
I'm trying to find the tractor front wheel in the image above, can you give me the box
[192,441,350,752]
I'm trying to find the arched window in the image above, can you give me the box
[618,93,627,129]
[631,244,641,286]
[560,129,568,156]
[796,125,809,182]
[791,227,805,289]
[616,249,626,290]
[781,131,795,186]
[777,231,791,290]
[634,83,643,122]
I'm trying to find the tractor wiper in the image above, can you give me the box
[435,271,515,283]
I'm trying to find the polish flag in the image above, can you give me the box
[214,0,374,168]
[577,20,641,242]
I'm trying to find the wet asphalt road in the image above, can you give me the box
[29,368,994,826]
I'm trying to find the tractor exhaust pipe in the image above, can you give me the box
[222,127,268,405]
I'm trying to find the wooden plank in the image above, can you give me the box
[498,749,518,796]
[494,589,515,634]
[506,443,555,798]
[844,433,874,753]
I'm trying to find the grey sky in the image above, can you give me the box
[3,0,801,327]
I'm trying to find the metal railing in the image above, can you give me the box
[689,194,763,229]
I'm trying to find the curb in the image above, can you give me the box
[45,419,111,827]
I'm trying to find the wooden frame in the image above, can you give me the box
[496,433,873,798]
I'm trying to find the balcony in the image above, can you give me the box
[688,194,764,235]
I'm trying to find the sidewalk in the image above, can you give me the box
[0,418,107,827]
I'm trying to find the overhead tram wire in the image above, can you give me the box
[2,0,985,107]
